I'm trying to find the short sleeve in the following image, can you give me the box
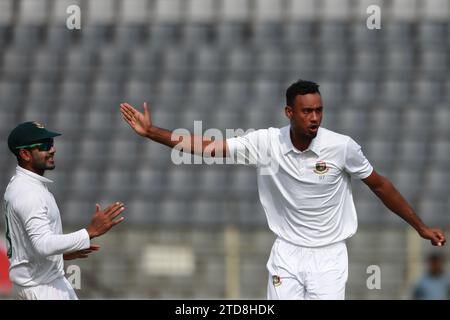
[226,129,269,167]
[344,138,373,179]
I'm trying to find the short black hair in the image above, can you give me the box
[286,79,320,107]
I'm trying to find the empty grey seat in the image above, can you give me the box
[400,108,432,139]
[318,22,349,45]
[216,22,248,46]
[149,23,181,47]
[235,200,266,226]
[348,79,378,105]
[287,49,317,74]
[319,80,347,107]
[33,48,64,81]
[419,197,449,226]
[246,109,273,130]
[101,168,134,198]
[383,22,414,46]
[253,22,283,45]
[369,104,401,139]
[126,197,160,224]
[419,49,448,80]
[209,109,244,130]
[151,109,180,131]
[191,199,226,225]
[115,25,148,48]
[364,136,396,170]
[158,199,193,225]
[256,50,286,78]
[109,137,139,169]
[60,198,94,225]
[228,167,257,198]
[226,46,255,78]
[132,165,167,198]
[27,80,58,102]
[183,24,215,46]
[13,25,45,49]
[123,79,155,102]
[188,79,219,110]
[429,139,450,167]
[417,22,448,47]
[319,49,349,77]
[220,79,251,109]
[85,108,118,137]
[352,49,382,79]
[53,108,84,136]
[140,140,174,168]
[129,47,162,81]
[77,135,109,169]
[354,196,384,225]
[166,167,199,197]
[1,49,32,80]
[197,167,228,198]
[414,79,444,103]
[65,47,98,81]
[395,139,427,170]
[46,25,75,50]
[384,47,414,79]
[432,106,450,136]
[194,46,225,78]
[80,25,114,47]
[379,80,411,104]
[251,80,282,109]
[22,101,52,127]
[336,107,368,138]
[424,168,450,198]
[284,22,315,46]
[390,169,421,202]
[180,109,209,132]
[69,166,102,199]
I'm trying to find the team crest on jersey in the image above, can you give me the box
[33,121,45,129]
[272,275,282,287]
[313,160,329,175]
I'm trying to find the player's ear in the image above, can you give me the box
[18,149,32,163]
[285,106,293,119]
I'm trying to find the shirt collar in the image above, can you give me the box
[16,166,53,185]
[280,125,322,156]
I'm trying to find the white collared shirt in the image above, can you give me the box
[226,126,373,247]
[3,166,90,287]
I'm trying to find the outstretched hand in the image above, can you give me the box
[86,202,125,239]
[120,102,152,137]
[63,245,101,260]
[420,227,446,247]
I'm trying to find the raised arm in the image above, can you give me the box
[362,170,446,246]
[120,102,228,157]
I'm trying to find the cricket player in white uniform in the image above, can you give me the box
[3,122,126,300]
[120,79,446,299]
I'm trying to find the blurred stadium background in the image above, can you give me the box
[0,0,449,299]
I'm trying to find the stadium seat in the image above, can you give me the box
[19,0,48,25]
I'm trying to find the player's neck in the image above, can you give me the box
[20,163,45,176]
[290,129,312,152]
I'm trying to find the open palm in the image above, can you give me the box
[120,102,152,137]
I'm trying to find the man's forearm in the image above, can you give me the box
[146,126,225,157]
[371,179,427,233]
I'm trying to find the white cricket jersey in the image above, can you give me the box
[3,166,90,287]
[226,126,373,247]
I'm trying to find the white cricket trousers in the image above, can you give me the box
[266,238,348,300]
[13,276,78,300]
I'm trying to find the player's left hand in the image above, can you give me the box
[419,228,446,247]
[63,245,101,260]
